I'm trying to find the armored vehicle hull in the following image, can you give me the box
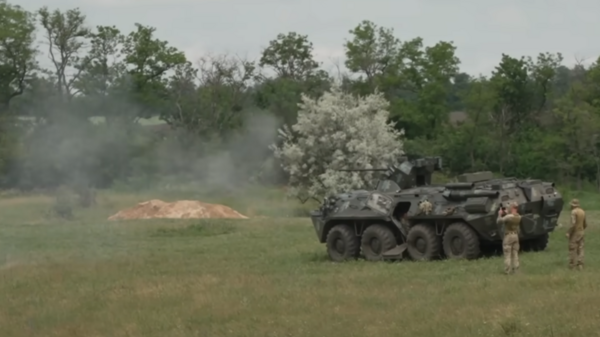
[310,165,563,262]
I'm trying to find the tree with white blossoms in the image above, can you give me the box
[270,84,405,203]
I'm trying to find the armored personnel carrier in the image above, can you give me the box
[310,156,563,262]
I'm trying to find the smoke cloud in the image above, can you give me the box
[8,84,284,197]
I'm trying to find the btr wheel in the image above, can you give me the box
[326,224,360,262]
[360,224,397,261]
[442,222,481,260]
[406,224,442,261]
[522,233,549,252]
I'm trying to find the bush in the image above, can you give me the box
[271,84,404,202]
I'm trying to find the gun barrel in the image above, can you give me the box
[445,182,475,189]
[336,168,389,172]
[445,190,499,200]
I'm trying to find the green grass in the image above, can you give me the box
[1,188,600,336]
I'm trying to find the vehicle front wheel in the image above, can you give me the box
[442,222,481,260]
[406,224,442,261]
[326,224,360,262]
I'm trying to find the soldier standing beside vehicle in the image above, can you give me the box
[566,199,586,270]
[497,202,522,274]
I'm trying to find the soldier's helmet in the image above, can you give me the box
[570,199,580,208]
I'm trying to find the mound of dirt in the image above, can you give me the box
[108,199,248,220]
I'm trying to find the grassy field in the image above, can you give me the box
[1,187,600,337]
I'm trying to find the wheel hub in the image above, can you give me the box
[450,236,463,255]
[334,238,345,253]
[370,238,382,254]
[415,237,427,253]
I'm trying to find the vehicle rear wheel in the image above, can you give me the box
[406,224,441,261]
[442,222,481,260]
[522,233,549,252]
[361,224,397,261]
[326,224,360,262]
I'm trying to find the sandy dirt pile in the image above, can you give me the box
[108,199,248,220]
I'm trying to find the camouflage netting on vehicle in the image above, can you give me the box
[108,199,248,220]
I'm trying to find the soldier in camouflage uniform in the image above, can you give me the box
[497,202,522,274]
[567,199,586,270]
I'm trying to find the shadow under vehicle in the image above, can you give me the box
[309,157,564,262]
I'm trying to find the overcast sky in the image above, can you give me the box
[17,0,600,77]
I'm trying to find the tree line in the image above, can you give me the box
[1,0,599,195]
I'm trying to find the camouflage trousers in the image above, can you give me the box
[503,232,520,274]
[568,231,585,270]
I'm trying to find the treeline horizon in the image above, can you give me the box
[1,0,600,195]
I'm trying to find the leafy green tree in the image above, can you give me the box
[163,53,256,139]
[527,52,563,114]
[395,38,460,139]
[38,6,89,103]
[343,20,460,139]
[445,76,495,173]
[3,6,600,191]
[447,72,471,110]
[0,0,37,112]
[487,54,532,173]
[74,25,127,121]
[0,0,37,182]
[121,23,187,120]
[260,32,323,81]
[343,20,401,96]
[551,81,600,188]
[256,32,330,125]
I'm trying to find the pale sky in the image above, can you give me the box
[16,0,600,77]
